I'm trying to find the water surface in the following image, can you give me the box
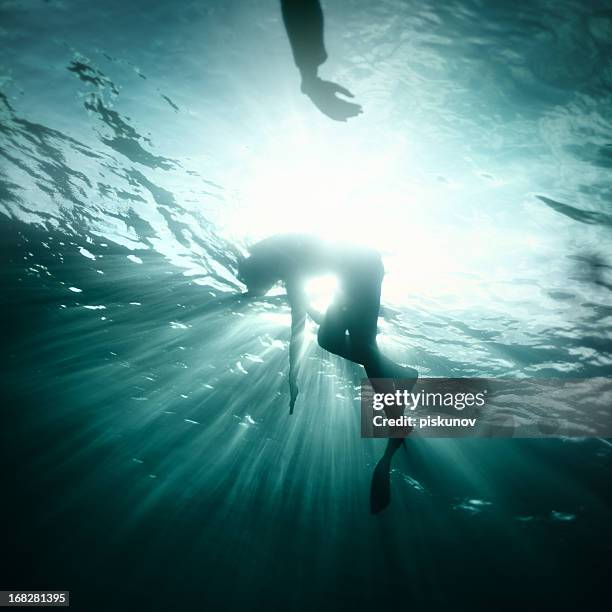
[1,1,611,609]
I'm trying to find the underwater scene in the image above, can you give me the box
[1,0,611,610]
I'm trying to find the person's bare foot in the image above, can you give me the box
[370,439,406,513]
[370,453,392,513]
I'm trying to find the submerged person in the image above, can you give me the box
[237,234,417,511]
[280,0,362,121]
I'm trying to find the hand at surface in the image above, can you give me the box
[301,77,362,121]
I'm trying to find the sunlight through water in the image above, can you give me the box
[1,0,612,609]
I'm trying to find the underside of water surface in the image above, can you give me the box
[1,1,611,610]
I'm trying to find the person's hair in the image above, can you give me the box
[237,254,279,296]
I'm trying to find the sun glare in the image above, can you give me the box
[222,121,503,307]
[305,274,339,314]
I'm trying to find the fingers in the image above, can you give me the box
[336,103,363,121]
[306,86,363,121]
[327,104,362,122]
[333,83,355,98]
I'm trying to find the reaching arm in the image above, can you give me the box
[280,0,362,121]
[280,0,327,83]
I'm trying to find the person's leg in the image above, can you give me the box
[317,297,385,370]
[317,302,354,361]
[343,265,385,376]
[339,260,419,512]
[345,274,418,382]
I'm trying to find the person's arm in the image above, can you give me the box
[286,279,307,414]
[280,0,362,121]
[280,0,327,85]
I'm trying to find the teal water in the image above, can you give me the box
[1,0,611,610]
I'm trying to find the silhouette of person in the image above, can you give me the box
[237,234,417,511]
[280,0,362,121]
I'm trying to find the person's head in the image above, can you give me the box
[237,254,278,296]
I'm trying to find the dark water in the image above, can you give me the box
[1,0,612,610]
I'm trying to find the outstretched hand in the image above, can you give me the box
[301,77,362,122]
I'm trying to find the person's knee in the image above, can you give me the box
[318,325,344,355]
